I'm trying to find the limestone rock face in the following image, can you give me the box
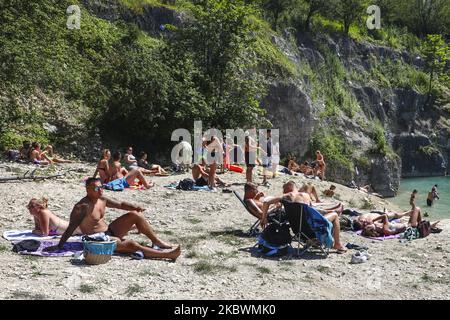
[261,82,314,159]
[393,134,446,177]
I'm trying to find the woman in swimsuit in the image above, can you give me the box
[315,150,326,180]
[42,145,73,163]
[27,198,82,236]
[93,149,112,184]
[29,142,52,165]
[136,151,168,175]
[204,136,224,188]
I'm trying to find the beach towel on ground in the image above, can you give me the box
[355,230,401,241]
[3,230,82,242]
[12,240,83,257]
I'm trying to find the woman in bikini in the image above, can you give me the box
[93,149,112,184]
[29,142,52,165]
[315,150,326,180]
[27,198,82,236]
[42,145,73,164]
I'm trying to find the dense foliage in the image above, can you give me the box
[0,0,448,157]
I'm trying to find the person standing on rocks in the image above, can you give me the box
[45,177,181,260]
[315,150,326,181]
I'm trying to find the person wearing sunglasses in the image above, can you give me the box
[44,178,181,260]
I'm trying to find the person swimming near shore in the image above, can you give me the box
[27,197,82,236]
[427,185,439,206]
[44,178,181,260]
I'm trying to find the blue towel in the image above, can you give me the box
[305,206,334,248]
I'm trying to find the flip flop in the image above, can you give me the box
[430,227,443,234]
[346,243,369,251]
[336,248,347,254]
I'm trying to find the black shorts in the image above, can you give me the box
[195,176,208,187]
[427,199,432,206]
[105,225,117,237]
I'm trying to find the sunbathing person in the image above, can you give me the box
[109,151,154,189]
[361,207,440,237]
[243,182,280,219]
[19,141,31,161]
[27,197,82,236]
[299,182,322,203]
[93,149,112,183]
[299,161,315,175]
[324,185,337,197]
[137,151,168,175]
[124,147,155,175]
[29,142,52,165]
[204,135,224,188]
[287,156,301,173]
[261,180,347,253]
[192,160,227,187]
[45,178,181,260]
[42,145,73,163]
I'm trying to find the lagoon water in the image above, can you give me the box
[389,176,450,220]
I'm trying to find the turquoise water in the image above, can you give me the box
[389,176,450,219]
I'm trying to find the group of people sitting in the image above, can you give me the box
[5,141,72,165]
[243,180,347,253]
[286,151,326,181]
[27,178,181,260]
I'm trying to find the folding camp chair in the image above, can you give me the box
[281,199,331,257]
[233,190,261,236]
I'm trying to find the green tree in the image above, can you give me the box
[261,0,293,30]
[422,34,449,105]
[334,0,366,35]
[166,0,268,129]
[303,0,327,31]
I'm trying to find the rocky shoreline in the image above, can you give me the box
[0,161,448,300]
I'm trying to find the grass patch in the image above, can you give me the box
[184,217,202,225]
[0,244,9,252]
[173,234,208,250]
[125,284,145,296]
[139,270,161,277]
[79,284,96,294]
[186,250,199,259]
[10,291,47,300]
[256,266,271,274]
[161,230,174,236]
[360,198,375,210]
[317,265,331,274]
[193,260,237,275]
